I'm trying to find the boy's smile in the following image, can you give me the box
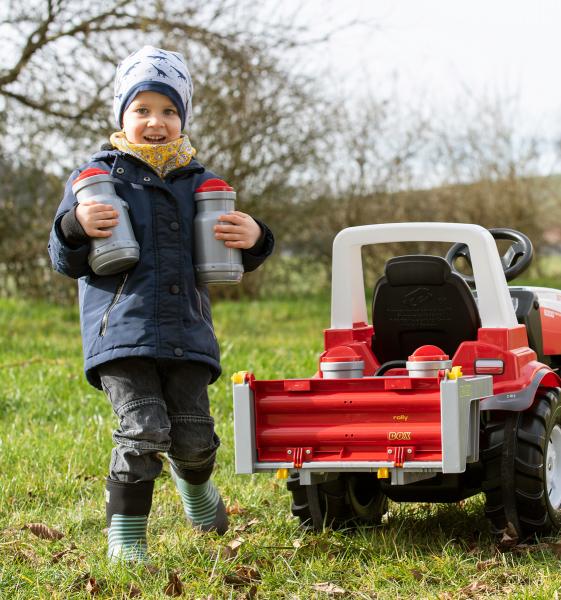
[122,90,182,145]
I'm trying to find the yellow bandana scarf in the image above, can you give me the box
[109,131,196,178]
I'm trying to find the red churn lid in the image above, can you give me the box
[73,168,110,185]
[321,346,362,363]
[407,345,449,362]
[195,178,234,193]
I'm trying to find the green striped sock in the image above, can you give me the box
[173,474,228,534]
[107,514,148,562]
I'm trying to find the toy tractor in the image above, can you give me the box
[232,223,561,537]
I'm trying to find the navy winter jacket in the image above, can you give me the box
[48,149,274,389]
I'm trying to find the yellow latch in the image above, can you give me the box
[447,366,463,380]
[377,468,390,479]
[276,468,289,480]
[231,370,248,384]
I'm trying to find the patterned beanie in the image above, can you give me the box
[113,45,193,129]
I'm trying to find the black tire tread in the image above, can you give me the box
[481,411,511,533]
[482,389,561,537]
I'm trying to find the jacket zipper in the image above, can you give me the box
[99,273,128,337]
[194,287,217,340]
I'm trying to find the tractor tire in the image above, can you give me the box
[287,472,387,530]
[481,389,561,537]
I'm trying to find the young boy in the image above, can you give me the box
[48,46,274,562]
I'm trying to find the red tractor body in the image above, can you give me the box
[233,224,561,534]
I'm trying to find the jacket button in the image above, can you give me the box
[116,167,125,174]
[174,347,183,357]
[170,284,180,294]
[170,222,179,231]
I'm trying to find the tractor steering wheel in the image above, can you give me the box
[445,227,533,284]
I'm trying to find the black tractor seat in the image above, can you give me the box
[371,255,481,363]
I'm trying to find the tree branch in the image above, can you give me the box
[3,74,112,120]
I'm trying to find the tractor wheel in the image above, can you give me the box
[287,472,387,530]
[481,389,561,537]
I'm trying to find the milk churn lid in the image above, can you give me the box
[321,346,362,363]
[73,168,111,184]
[195,178,234,193]
[407,345,449,362]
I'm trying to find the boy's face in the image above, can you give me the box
[122,91,182,144]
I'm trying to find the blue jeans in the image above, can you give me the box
[98,357,220,483]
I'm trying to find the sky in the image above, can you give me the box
[284,0,561,141]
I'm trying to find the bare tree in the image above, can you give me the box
[283,93,432,270]
[274,89,561,292]
[0,0,335,300]
[420,94,561,258]
[0,0,330,162]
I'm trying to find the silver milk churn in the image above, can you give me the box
[72,168,140,276]
[193,178,244,284]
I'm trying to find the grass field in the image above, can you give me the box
[2,294,561,599]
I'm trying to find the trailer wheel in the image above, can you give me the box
[287,473,387,530]
[481,389,561,537]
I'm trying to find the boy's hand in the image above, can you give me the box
[76,201,119,238]
[214,211,261,249]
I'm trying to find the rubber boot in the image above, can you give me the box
[105,478,154,562]
[170,467,228,535]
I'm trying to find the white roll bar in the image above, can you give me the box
[330,222,518,330]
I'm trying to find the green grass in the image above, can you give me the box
[2,295,561,599]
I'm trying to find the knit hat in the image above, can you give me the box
[113,45,193,129]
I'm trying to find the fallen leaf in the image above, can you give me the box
[240,566,260,581]
[254,557,274,571]
[24,523,64,540]
[504,521,518,537]
[225,501,246,515]
[234,518,260,533]
[144,563,160,575]
[14,546,41,566]
[476,558,498,571]
[224,566,261,586]
[466,542,483,556]
[501,586,515,595]
[51,543,77,563]
[468,581,488,591]
[497,522,519,550]
[221,537,244,560]
[164,571,183,597]
[458,580,490,597]
[311,582,347,595]
[549,542,561,557]
[86,578,100,595]
[224,573,245,586]
[124,583,142,598]
[70,572,92,591]
[237,586,257,599]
